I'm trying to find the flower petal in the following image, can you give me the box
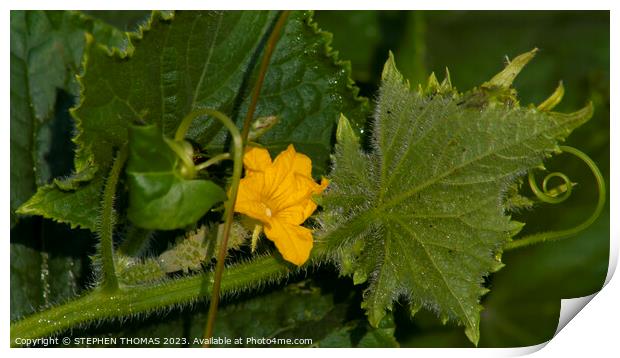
[301,177,329,219]
[235,174,271,223]
[317,177,330,193]
[292,152,312,178]
[262,145,300,205]
[301,200,318,221]
[264,219,313,266]
[243,146,272,174]
[275,204,308,225]
[234,144,328,266]
[263,145,296,186]
[272,144,298,169]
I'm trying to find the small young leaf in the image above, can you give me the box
[319,51,592,345]
[126,124,226,230]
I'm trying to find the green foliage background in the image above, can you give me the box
[10,10,609,347]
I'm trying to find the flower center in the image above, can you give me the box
[261,202,273,218]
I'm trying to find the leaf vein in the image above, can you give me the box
[390,216,476,331]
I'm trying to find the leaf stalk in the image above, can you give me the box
[195,153,231,171]
[98,145,128,291]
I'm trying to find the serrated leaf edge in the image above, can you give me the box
[306,11,370,129]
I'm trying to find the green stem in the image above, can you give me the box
[505,146,606,251]
[166,139,196,178]
[195,153,231,171]
[99,145,128,291]
[240,10,291,143]
[10,254,294,346]
[197,110,243,345]
[174,110,198,142]
[172,108,245,345]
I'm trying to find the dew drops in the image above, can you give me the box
[327,78,339,86]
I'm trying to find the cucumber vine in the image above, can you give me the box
[10,10,606,348]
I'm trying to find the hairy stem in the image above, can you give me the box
[200,110,243,345]
[10,254,294,346]
[240,10,291,143]
[99,146,128,291]
[171,108,245,345]
[204,10,291,346]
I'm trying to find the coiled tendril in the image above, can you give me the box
[528,170,573,204]
[505,145,605,251]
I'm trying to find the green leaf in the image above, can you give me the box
[211,279,398,347]
[10,243,45,320]
[212,282,334,346]
[16,179,103,230]
[126,124,226,230]
[356,314,400,348]
[10,11,80,227]
[314,11,382,82]
[11,10,128,228]
[12,11,85,122]
[394,13,609,346]
[319,51,592,345]
[20,10,368,231]
[11,219,91,321]
[314,311,400,348]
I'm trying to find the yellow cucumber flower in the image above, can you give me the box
[235,144,328,266]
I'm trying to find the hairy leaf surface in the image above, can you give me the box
[18,10,368,231]
[319,52,592,344]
